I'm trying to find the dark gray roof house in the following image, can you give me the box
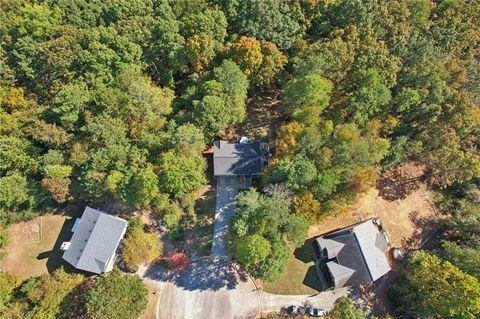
[62,207,127,274]
[213,140,269,176]
[313,218,391,288]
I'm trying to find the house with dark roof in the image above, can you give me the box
[213,140,269,187]
[62,207,127,274]
[312,218,391,289]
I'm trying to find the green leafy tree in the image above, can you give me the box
[157,150,206,198]
[328,297,367,319]
[86,270,148,319]
[389,250,480,319]
[0,136,39,175]
[228,0,305,50]
[442,241,480,280]
[234,234,271,268]
[74,26,142,84]
[283,74,333,125]
[347,68,392,124]
[255,239,289,282]
[21,268,83,319]
[179,2,227,43]
[0,273,21,312]
[169,123,205,155]
[283,213,309,248]
[120,164,159,209]
[191,60,248,138]
[0,174,33,209]
[144,1,185,86]
[51,80,90,130]
[267,157,317,190]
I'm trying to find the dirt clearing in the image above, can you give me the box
[310,163,442,248]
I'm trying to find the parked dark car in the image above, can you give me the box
[287,305,305,315]
[306,307,328,317]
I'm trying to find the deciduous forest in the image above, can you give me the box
[0,0,479,318]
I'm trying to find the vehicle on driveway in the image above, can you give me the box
[306,307,328,317]
[287,305,305,315]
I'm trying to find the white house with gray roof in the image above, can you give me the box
[313,218,391,288]
[62,207,127,274]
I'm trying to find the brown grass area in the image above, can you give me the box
[1,214,72,279]
[310,163,441,249]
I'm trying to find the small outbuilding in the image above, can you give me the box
[313,218,391,288]
[62,206,127,274]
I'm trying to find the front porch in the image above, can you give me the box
[216,175,253,189]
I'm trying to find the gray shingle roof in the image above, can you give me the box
[354,220,391,281]
[213,140,269,176]
[62,207,127,274]
[315,219,391,288]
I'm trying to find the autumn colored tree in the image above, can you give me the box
[167,251,190,271]
[293,190,321,223]
[122,227,163,271]
[229,36,263,77]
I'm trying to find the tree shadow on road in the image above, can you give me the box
[143,257,239,292]
[176,258,238,291]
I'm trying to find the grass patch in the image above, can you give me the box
[262,242,322,295]
[0,214,75,279]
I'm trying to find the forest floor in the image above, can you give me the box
[182,185,216,256]
[0,214,74,278]
[263,162,442,295]
[237,87,285,144]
